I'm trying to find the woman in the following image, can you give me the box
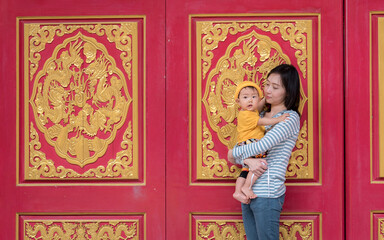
[228,64,301,239]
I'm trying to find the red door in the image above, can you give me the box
[166,0,344,239]
[0,0,349,239]
[0,0,165,239]
[346,0,384,239]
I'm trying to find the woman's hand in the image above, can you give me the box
[244,158,268,177]
[227,149,236,164]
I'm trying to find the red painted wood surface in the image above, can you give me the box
[345,0,384,239]
[166,0,343,239]
[0,0,165,239]
[0,0,352,239]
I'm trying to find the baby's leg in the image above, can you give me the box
[241,173,258,199]
[233,177,250,204]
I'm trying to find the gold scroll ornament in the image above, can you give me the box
[198,20,310,180]
[29,121,135,179]
[25,23,138,179]
[380,219,384,240]
[197,220,313,240]
[24,220,139,239]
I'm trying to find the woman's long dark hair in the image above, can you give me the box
[267,64,301,115]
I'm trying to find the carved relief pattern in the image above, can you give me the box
[198,19,311,180]
[24,22,138,180]
[379,219,384,240]
[279,220,313,240]
[29,121,135,179]
[28,23,135,81]
[197,220,246,240]
[200,21,310,80]
[196,220,313,240]
[201,121,240,179]
[24,220,138,240]
[286,120,309,178]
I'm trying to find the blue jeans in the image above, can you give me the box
[241,194,285,240]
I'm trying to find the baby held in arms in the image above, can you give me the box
[232,81,289,204]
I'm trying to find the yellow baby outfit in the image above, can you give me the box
[237,110,265,143]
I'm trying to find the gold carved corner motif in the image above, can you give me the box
[201,121,240,179]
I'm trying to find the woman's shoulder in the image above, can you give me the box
[285,110,300,119]
[284,110,300,129]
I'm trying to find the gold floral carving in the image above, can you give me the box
[198,19,311,180]
[24,220,138,240]
[199,21,311,79]
[279,220,313,240]
[201,121,240,179]
[28,121,136,179]
[196,220,313,240]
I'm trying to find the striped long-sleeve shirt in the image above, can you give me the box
[233,110,300,198]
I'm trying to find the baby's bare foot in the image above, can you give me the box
[233,191,250,204]
[241,186,257,199]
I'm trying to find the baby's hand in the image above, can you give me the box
[277,113,290,122]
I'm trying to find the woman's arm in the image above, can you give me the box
[233,111,300,160]
[244,158,268,177]
[227,149,236,164]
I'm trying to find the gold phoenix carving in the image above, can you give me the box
[196,220,313,240]
[24,22,138,179]
[24,220,139,240]
[196,20,312,180]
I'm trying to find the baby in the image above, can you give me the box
[233,81,289,203]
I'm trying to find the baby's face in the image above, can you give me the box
[237,87,260,111]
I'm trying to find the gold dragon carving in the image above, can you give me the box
[198,221,246,240]
[24,220,138,240]
[25,22,137,179]
[31,32,131,167]
[197,220,312,240]
[198,20,311,180]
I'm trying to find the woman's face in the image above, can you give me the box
[264,73,287,106]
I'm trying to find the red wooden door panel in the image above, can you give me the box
[0,0,165,239]
[166,0,344,239]
[346,0,384,239]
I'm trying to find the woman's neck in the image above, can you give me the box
[269,104,287,116]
